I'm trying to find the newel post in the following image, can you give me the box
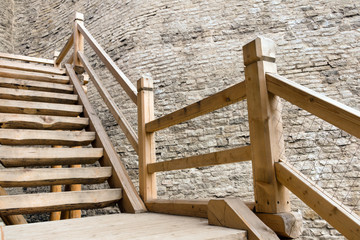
[137,75,157,202]
[73,12,84,73]
[243,37,290,213]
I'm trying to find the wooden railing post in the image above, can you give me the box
[73,12,84,73]
[137,75,157,202]
[243,37,290,213]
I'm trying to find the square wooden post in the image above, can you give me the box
[243,37,290,213]
[137,75,157,202]
[73,12,84,74]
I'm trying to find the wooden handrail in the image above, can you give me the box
[55,33,74,67]
[77,24,138,104]
[0,52,53,65]
[266,73,360,139]
[275,160,360,240]
[78,51,139,153]
[145,81,247,133]
[147,145,251,173]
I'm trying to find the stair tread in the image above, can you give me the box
[0,67,69,84]
[0,146,103,167]
[0,87,78,104]
[0,167,112,187]
[0,77,73,93]
[0,59,66,75]
[0,189,122,215]
[0,129,95,146]
[0,99,82,117]
[0,113,88,130]
[0,53,54,65]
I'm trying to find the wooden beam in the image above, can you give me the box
[78,52,138,153]
[69,145,82,219]
[65,64,146,213]
[77,25,138,103]
[148,145,251,173]
[275,161,360,240]
[0,77,73,93]
[243,36,290,213]
[208,199,279,240]
[0,52,53,65]
[266,73,360,139]
[0,59,65,75]
[0,68,70,84]
[0,187,27,225]
[73,12,84,73]
[145,81,246,133]
[55,33,74,67]
[50,145,63,221]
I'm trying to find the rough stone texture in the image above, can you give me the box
[0,0,14,53]
[0,0,359,239]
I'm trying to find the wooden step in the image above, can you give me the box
[0,113,88,130]
[0,189,122,215]
[0,59,66,75]
[0,77,73,93]
[0,68,70,84]
[0,99,82,117]
[0,147,103,167]
[0,167,112,187]
[0,52,54,65]
[0,87,78,104]
[0,129,95,146]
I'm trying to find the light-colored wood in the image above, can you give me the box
[0,187,27,225]
[0,59,65,75]
[50,145,62,221]
[3,213,247,240]
[148,145,251,173]
[0,68,69,84]
[77,24,138,103]
[69,145,82,219]
[0,87,78,104]
[0,146,103,167]
[0,99,82,117]
[256,212,303,238]
[0,52,53,65]
[0,167,111,187]
[145,199,255,218]
[0,189,122,215]
[0,113,88,130]
[146,81,247,133]
[137,75,157,202]
[208,199,279,240]
[275,161,360,240]
[78,52,138,153]
[0,129,95,146]
[65,64,146,213]
[243,36,290,213]
[0,77,73,93]
[55,33,74,67]
[266,73,360,139]
[74,12,84,72]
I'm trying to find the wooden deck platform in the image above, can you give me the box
[2,213,247,240]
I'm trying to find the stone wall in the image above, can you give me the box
[0,0,14,53]
[5,0,360,239]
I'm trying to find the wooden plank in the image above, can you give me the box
[78,52,138,153]
[0,99,82,117]
[0,113,88,130]
[65,64,146,213]
[243,36,290,213]
[55,33,74,66]
[0,189,122,215]
[0,147,103,167]
[146,199,255,218]
[0,59,65,75]
[0,77,73,93]
[0,87,78,104]
[0,129,95,146]
[0,52,53,65]
[50,145,62,221]
[148,145,251,173]
[137,76,157,201]
[208,199,279,240]
[266,73,360,139]
[0,187,27,225]
[77,24,138,103]
[73,12,84,72]
[275,161,360,240]
[146,81,246,133]
[0,68,69,84]
[68,145,82,219]
[0,167,111,187]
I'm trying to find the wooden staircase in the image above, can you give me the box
[0,58,123,222]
